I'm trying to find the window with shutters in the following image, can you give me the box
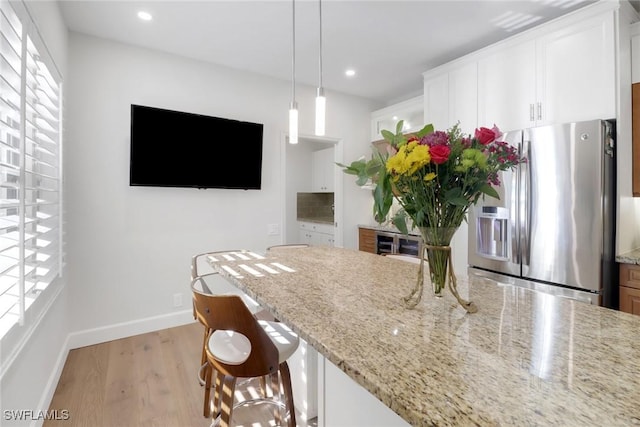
[0,0,62,342]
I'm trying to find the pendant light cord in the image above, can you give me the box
[318,0,323,89]
[291,0,296,103]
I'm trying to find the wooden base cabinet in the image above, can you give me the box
[620,263,640,315]
[358,227,376,254]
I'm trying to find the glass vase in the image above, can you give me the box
[420,226,458,297]
[401,226,478,313]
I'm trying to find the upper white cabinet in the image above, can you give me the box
[370,95,424,141]
[424,61,478,134]
[312,147,334,192]
[448,62,478,134]
[538,11,615,125]
[478,9,616,132]
[423,73,449,130]
[478,39,537,132]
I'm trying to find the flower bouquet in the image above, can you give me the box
[340,121,525,311]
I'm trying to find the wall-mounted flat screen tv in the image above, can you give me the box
[129,104,263,189]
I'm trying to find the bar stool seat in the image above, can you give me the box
[209,321,299,366]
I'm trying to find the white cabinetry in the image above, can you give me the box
[423,61,478,134]
[538,11,615,124]
[423,73,449,130]
[299,221,334,247]
[312,147,334,192]
[478,10,615,131]
[478,39,537,132]
[370,95,424,141]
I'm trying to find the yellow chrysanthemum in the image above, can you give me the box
[386,142,431,177]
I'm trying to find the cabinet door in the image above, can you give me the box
[537,11,615,125]
[312,232,334,247]
[299,229,312,245]
[478,39,536,133]
[358,228,376,253]
[371,96,424,140]
[448,61,478,134]
[620,286,640,315]
[424,73,449,130]
[312,147,334,192]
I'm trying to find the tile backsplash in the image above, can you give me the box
[297,192,334,222]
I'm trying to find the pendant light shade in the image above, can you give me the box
[289,0,298,144]
[289,101,298,145]
[315,0,326,136]
[315,88,325,136]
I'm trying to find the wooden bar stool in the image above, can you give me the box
[192,277,298,426]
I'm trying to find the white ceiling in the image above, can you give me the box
[59,0,606,105]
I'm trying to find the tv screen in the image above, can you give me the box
[129,105,263,189]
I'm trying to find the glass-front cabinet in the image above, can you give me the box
[370,95,424,142]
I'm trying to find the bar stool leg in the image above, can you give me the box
[279,361,296,427]
[219,375,237,427]
[203,362,212,418]
[270,371,282,425]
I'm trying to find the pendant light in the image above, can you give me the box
[314,0,326,136]
[289,0,299,144]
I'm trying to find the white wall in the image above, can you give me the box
[64,32,375,344]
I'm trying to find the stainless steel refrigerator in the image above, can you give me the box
[468,119,617,308]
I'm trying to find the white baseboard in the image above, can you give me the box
[67,308,195,349]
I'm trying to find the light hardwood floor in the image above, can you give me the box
[44,322,313,427]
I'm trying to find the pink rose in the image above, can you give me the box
[474,127,497,145]
[429,144,451,165]
[491,124,503,141]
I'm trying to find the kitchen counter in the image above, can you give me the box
[616,249,640,264]
[208,246,640,426]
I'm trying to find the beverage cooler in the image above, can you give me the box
[375,231,422,257]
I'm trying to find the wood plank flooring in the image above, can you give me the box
[44,322,313,427]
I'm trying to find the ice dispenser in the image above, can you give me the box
[476,206,510,260]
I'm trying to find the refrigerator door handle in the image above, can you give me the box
[520,138,530,269]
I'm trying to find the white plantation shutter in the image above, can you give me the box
[0,0,62,340]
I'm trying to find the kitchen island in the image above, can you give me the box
[208,246,640,426]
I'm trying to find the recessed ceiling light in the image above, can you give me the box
[137,11,153,21]
[345,69,356,77]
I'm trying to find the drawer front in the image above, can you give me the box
[620,263,640,290]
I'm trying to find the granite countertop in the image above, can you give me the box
[616,249,640,265]
[208,246,640,426]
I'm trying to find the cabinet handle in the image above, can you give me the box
[529,104,534,122]
[537,102,542,121]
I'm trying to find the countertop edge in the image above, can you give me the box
[616,249,640,265]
